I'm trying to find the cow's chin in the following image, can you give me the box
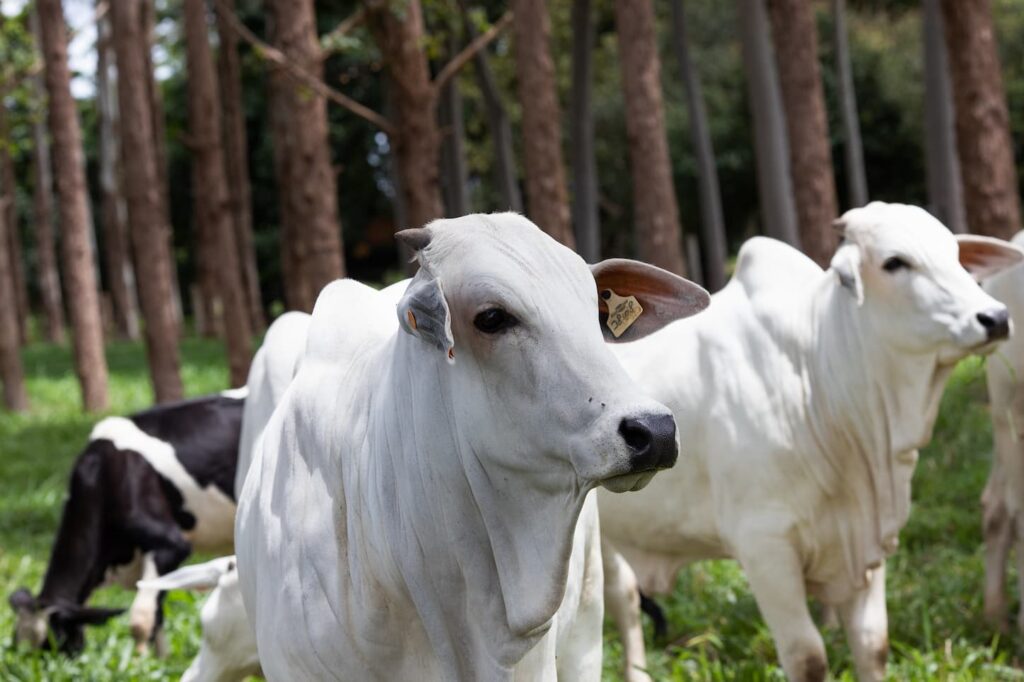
[600,471,657,494]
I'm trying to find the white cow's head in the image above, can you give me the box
[831,202,1023,364]
[394,213,709,494]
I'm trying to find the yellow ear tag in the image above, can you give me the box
[602,289,643,338]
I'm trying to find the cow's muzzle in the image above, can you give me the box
[619,413,678,472]
[977,307,1011,342]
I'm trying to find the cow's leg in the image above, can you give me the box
[124,517,191,656]
[982,488,1012,631]
[130,553,161,654]
[602,539,651,682]
[738,541,826,682]
[837,563,888,682]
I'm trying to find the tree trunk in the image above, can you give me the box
[30,74,65,344]
[940,0,1021,239]
[111,0,183,403]
[511,0,574,247]
[832,0,867,208]
[439,35,469,218]
[737,0,800,246]
[570,0,600,263]
[183,0,251,386]
[38,0,110,411]
[0,190,28,411]
[365,0,444,235]
[670,0,727,291]
[766,0,839,266]
[923,0,966,233]
[457,0,522,214]
[614,0,686,275]
[140,0,184,326]
[96,8,141,341]
[0,93,29,345]
[215,0,264,331]
[265,0,345,309]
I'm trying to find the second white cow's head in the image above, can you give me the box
[394,213,709,494]
[831,202,1023,364]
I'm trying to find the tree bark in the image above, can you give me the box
[439,34,469,218]
[940,0,1021,239]
[0,93,29,344]
[570,0,600,263]
[511,0,574,247]
[215,0,264,331]
[457,0,522,214]
[0,191,27,411]
[670,0,727,291]
[265,0,345,310]
[737,0,799,246]
[832,0,867,209]
[365,0,444,234]
[111,0,183,403]
[766,0,839,266]
[38,0,110,411]
[614,0,686,275]
[183,0,251,386]
[923,0,966,233]
[96,8,140,341]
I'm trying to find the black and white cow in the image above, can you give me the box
[8,389,245,655]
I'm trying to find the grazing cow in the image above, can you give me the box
[236,212,710,680]
[8,391,245,655]
[139,557,259,682]
[598,202,1023,681]
[980,230,1024,633]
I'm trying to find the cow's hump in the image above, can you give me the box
[732,236,824,303]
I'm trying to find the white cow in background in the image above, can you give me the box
[980,230,1024,633]
[236,213,710,680]
[599,202,1023,681]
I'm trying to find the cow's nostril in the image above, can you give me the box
[619,414,678,471]
[977,308,1010,340]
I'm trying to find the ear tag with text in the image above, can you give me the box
[602,289,643,338]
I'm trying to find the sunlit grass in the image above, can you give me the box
[1,341,1022,678]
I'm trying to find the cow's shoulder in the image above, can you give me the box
[305,279,399,367]
[731,237,824,304]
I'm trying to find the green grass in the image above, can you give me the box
[1,341,1022,679]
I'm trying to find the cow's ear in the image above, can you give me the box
[590,259,709,343]
[8,588,37,613]
[396,270,455,363]
[58,605,124,626]
[957,234,1024,281]
[831,242,863,305]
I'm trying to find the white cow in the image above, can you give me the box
[236,212,710,680]
[139,557,258,682]
[980,230,1024,633]
[599,202,1023,681]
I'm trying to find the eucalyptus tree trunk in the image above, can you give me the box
[670,0,726,291]
[0,87,29,344]
[111,0,183,403]
[96,9,140,341]
[439,34,469,218]
[614,0,687,275]
[0,190,27,411]
[184,0,252,386]
[38,0,110,410]
[457,0,521,213]
[922,0,966,233]
[766,0,839,266]
[737,0,799,246]
[832,0,867,209]
[266,0,345,309]
[215,0,264,330]
[940,0,1020,239]
[570,0,600,262]
[511,0,574,247]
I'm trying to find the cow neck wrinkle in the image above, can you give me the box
[356,331,586,676]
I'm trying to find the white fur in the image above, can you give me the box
[220,386,249,400]
[600,203,1022,681]
[90,418,236,549]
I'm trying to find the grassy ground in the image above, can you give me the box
[0,339,1022,680]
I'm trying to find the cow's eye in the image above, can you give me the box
[474,308,518,334]
[882,256,910,273]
